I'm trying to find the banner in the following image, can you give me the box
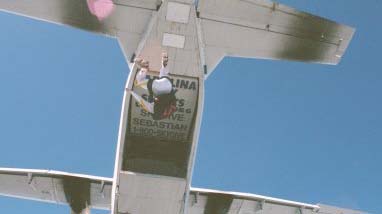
[129,72,199,142]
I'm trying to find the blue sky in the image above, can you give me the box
[0,1,381,214]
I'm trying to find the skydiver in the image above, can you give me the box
[129,53,177,120]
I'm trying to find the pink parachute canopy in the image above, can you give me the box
[87,0,115,21]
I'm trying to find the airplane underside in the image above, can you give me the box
[113,67,202,214]
[0,0,359,214]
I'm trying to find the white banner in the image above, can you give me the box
[129,72,199,142]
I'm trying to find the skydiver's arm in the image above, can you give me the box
[160,52,169,77]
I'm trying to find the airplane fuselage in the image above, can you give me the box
[110,1,205,213]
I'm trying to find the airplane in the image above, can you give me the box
[0,0,362,214]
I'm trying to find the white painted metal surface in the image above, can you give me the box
[0,0,360,214]
[197,0,355,77]
[318,204,365,214]
[0,168,112,210]
[166,2,191,24]
[0,167,366,214]
[117,172,186,214]
[0,0,160,69]
[162,33,186,49]
[190,187,320,210]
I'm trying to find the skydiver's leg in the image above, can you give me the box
[134,58,150,88]
[134,79,149,89]
[146,78,155,103]
[134,68,149,89]
[129,90,154,114]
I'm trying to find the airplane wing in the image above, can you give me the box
[0,168,113,210]
[0,168,367,214]
[0,0,161,68]
[188,187,366,214]
[197,0,356,77]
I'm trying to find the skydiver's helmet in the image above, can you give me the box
[152,77,173,96]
